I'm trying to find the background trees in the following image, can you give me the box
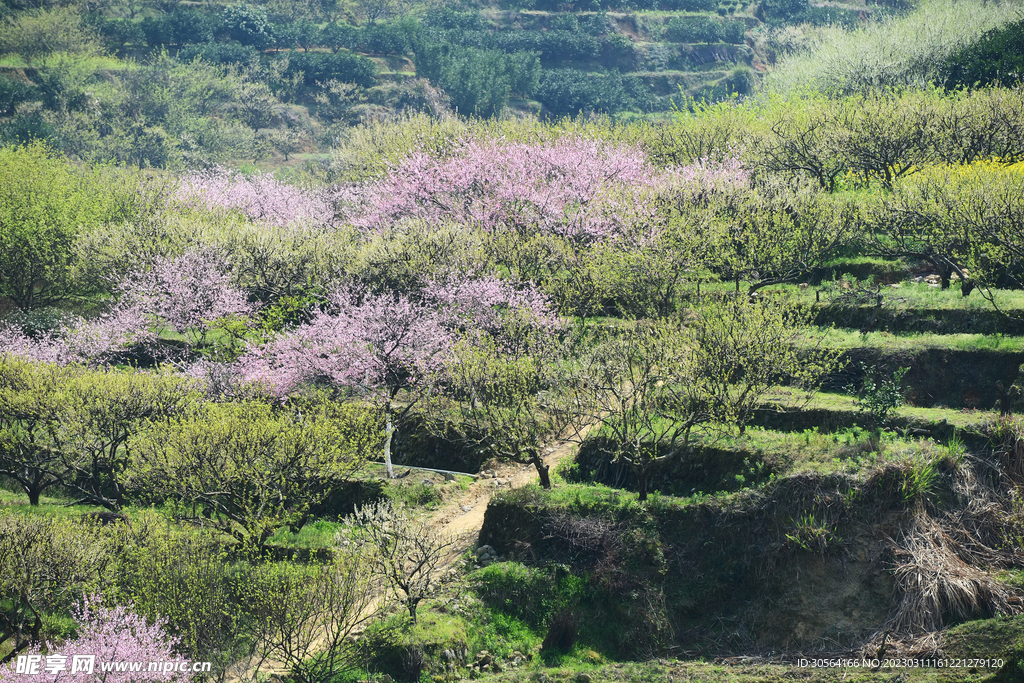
[556,298,840,500]
[0,144,122,310]
[0,361,200,510]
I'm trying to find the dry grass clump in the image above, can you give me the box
[888,511,1016,635]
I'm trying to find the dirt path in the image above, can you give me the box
[226,439,580,682]
[431,438,579,559]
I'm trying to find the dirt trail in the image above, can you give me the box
[226,439,580,682]
[431,438,579,559]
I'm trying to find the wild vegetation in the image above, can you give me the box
[4,0,1024,682]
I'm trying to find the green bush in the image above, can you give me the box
[416,44,539,117]
[535,69,636,117]
[0,143,123,309]
[221,2,274,48]
[107,514,243,673]
[943,18,1024,89]
[666,16,724,44]
[283,50,379,88]
[0,76,38,117]
[472,562,587,630]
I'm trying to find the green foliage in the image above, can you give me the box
[427,334,555,488]
[759,0,809,22]
[284,50,379,88]
[241,551,379,683]
[221,2,274,49]
[785,511,840,553]
[107,512,242,672]
[666,16,726,44]
[472,562,586,631]
[0,6,102,62]
[416,43,538,117]
[850,363,910,427]
[943,18,1024,89]
[535,69,637,117]
[129,397,380,547]
[0,143,111,308]
[0,75,37,116]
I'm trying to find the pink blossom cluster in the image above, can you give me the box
[0,305,156,367]
[238,286,449,398]
[423,276,561,336]
[0,250,254,366]
[659,155,751,195]
[116,250,256,337]
[0,595,192,683]
[175,167,336,227]
[237,278,559,398]
[353,137,660,241]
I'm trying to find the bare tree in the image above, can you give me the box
[345,500,457,623]
[554,299,840,500]
[426,335,558,489]
[242,552,381,683]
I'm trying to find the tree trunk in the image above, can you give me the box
[27,488,40,506]
[383,410,395,479]
[637,469,649,501]
[531,455,551,489]
[408,598,419,624]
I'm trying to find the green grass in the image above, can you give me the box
[0,486,106,516]
[763,387,1003,429]
[484,659,1001,682]
[265,518,341,549]
[804,328,1024,352]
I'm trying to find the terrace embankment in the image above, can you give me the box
[479,449,1024,660]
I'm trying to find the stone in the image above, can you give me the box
[445,472,456,482]
[576,675,592,683]
[461,505,473,512]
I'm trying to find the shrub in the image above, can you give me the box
[666,16,724,44]
[284,50,378,88]
[416,44,538,117]
[320,22,359,52]
[942,18,1024,89]
[221,3,274,48]
[535,68,634,117]
[0,143,119,309]
[107,514,241,673]
[850,364,910,428]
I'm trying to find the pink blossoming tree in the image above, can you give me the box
[238,278,560,477]
[351,137,749,244]
[115,249,257,354]
[0,595,192,683]
[174,168,336,228]
[1,250,255,366]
